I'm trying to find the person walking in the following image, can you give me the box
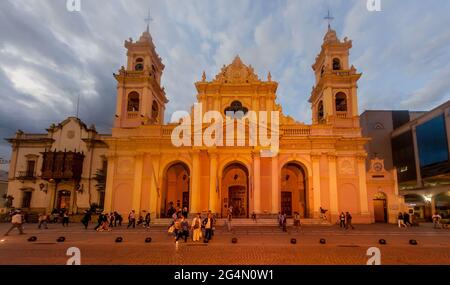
[191,213,202,242]
[278,212,283,228]
[4,210,26,236]
[144,211,151,229]
[282,212,287,232]
[345,212,355,230]
[432,212,442,229]
[227,206,233,222]
[62,210,69,227]
[108,212,115,228]
[251,211,257,223]
[38,212,49,229]
[81,210,91,230]
[127,210,136,229]
[294,212,301,227]
[339,212,346,229]
[403,212,412,227]
[203,213,214,242]
[397,212,407,228]
[182,207,189,219]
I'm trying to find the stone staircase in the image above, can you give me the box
[152,218,330,227]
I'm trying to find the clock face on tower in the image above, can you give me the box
[373,162,383,172]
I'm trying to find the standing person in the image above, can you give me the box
[127,210,136,229]
[144,211,151,229]
[281,212,288,232]
[176,216,189,242]
[182,207,189,219]
[432,212,442,229]
[108,212,115,228]
[191,213,202,242]
[203,213,214,242]
[403,212,412,227]
[94,212,104,231]
[345,212,355,230]
[251,211,257,223]
[38,212,49,229]
[81,210,91,230]
[339,212,346,229]
[278,212,283,228]
[294,212,301,227]
[227,206,233,222]
[62,210,69,227]
[173,218,182,242]
[4,210,26,236]
[397,212,406,228]
[115,212,123,227]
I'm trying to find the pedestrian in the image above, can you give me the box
[278,212,283,227]
[339,212,346,229]
[403,212,412,227]
[397,212,407,228]
[127,210,136,229]
[38,212,49,229]
[191,213,202,242]
[137,215,144,227]
[4,210,26,236]
[203,213,214,242]
[108,212,115,228]
[144,210,151,229]
[176,216,189,242]
[345,212,354,229]
[182,207,189,219]
[227,205,233,222]
[282,212,287,232]
[251,211,257,223]
[294,212,301,227]
[115,212,123,227]
[173,218,182,242]
[62,210,69,227]
[81,210,91,229]
[432,212,442,229]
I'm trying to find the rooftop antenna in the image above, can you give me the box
[324,9,334,30]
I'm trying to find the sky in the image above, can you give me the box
[0,0,450,166]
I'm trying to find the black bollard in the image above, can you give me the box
[145,237,152,243]
[115,237,123,243]
[57,236,66,243]
[319,238,326,244]
[290,238,297,244]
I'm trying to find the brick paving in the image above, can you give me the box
[0,222,449,265]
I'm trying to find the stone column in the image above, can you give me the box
[253,152,261,214]
[328,154,339,217]
[149,155,160,219]
[312,154,321,218]
[104,154,116,212]
[411,126,423,187]
[357,155,370,215]
[132,153,144,213]
[271,154,279,214]
[191,151,201,213]
[209,152,218,213]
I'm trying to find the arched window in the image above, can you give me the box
[332,58,341,70]
[224,101,248,119]
[127,92,140,112]
[135,58,144,71]
[151,100,159,122]
[317,101,324,123]
[335,92,347,112]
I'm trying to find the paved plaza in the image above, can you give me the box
[0,222,449,265]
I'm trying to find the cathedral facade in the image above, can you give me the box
[103,26,403,223]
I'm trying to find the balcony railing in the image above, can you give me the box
[17,171,36,180]
[127,112,139,119]
[336,112,348,119]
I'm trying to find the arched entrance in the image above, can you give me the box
[221,163,249,218]
[373,192,388,223]
[280,163,308,218]
[161,162,190,217]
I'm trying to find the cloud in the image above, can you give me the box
[0,0,450,162]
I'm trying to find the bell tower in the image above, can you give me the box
[113,25,168,128]
[309,25,362,128]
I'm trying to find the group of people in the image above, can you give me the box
[126,210,151,230]
[339,212,355,229]
[168,210,215,243]
[397,211,414,228]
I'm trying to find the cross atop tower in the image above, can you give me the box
[324,9,334,29]
[145,9,153,32]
